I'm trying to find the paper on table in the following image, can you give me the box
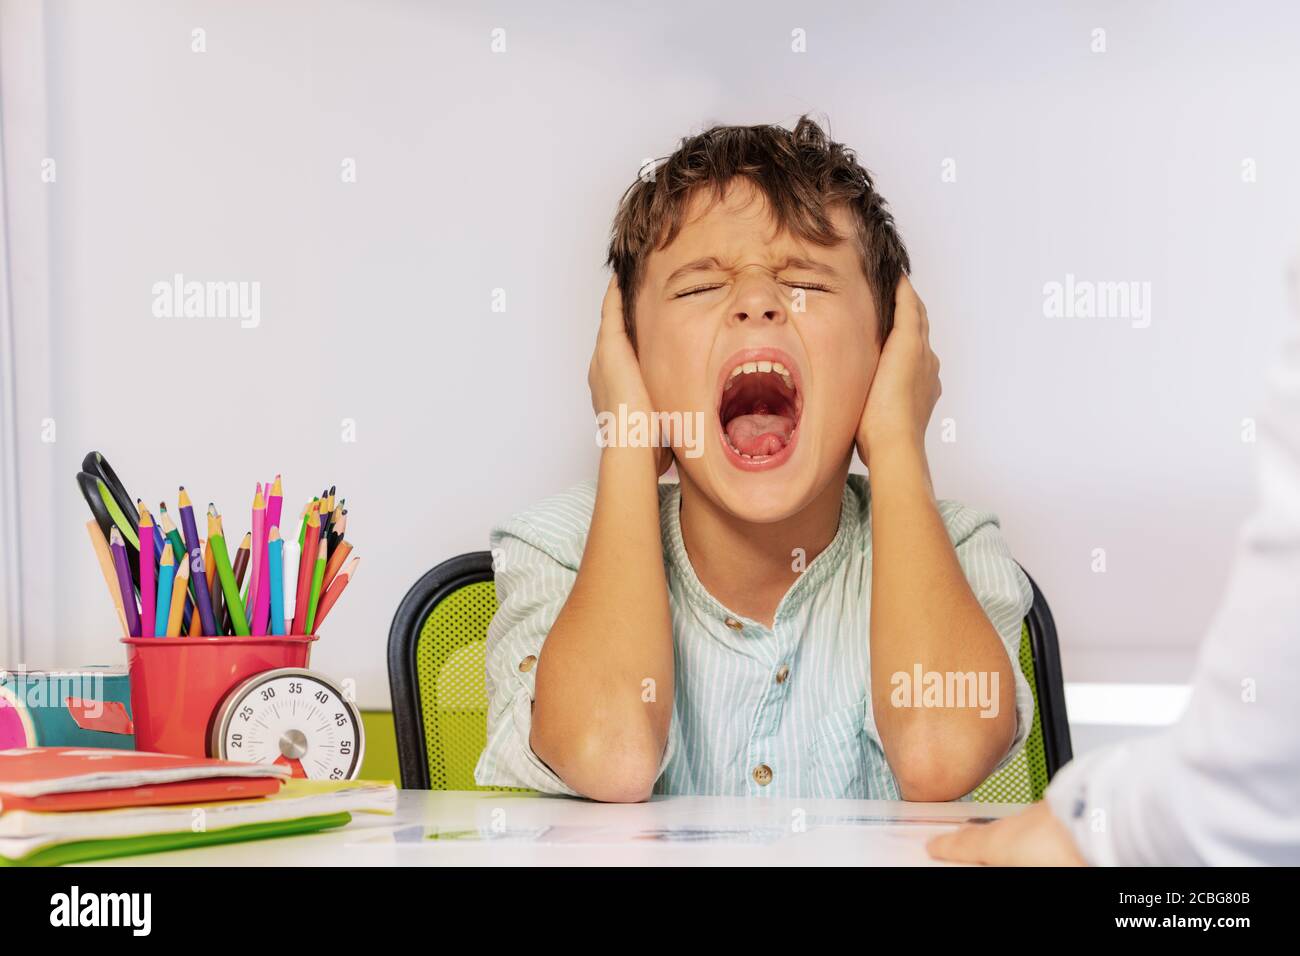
[353,823,789,846]
[806,814,999,827]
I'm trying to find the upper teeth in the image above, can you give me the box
[726,360,794,391]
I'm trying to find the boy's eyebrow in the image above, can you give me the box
[664,254,840,286]
[664,256,728,286]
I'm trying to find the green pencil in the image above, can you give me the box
[207,505,249,636]
[303,544,328,633]
[297,497,319,550]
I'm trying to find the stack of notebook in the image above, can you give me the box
[0,747,396,866]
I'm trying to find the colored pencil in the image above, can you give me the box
[326,508,346,558]
[267,528,286,636]
[86,520,129,637]
[157,504,193,632]
[321,539,353,595]
[296,499,316,549]
[109,527,141,637]
[96,477,141,592]
[291,505,320,635]
[320,486,336,546]
[166,557,190,637]
[262,474,284,633]
[176,487,217,635]
[207,505,250,637]
[303,540,328,634]
[154,547,175,638]
[138,504,156,638]
[137,497,166,564]
[247,484,267,635]
[208,534,225,632]
[266,475,284,533]
[281,539,301,636]
[228,533,252,634]
[311,555,358,633]
[188,540,206,637]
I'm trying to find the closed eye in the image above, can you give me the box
[673,283,725,298]
[672,280,835,298]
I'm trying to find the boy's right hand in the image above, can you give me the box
[589,276,673,475]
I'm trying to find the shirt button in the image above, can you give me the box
[775,664,790,684]
[752,764,773,786]
[724,617,744,631]
[518,655,537,673]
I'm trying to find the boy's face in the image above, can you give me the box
[635,178,881,523]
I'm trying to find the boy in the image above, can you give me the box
[475,116,1033,802]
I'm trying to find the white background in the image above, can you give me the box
[3,0,1297,708]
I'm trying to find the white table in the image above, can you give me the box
[78,791,1025,866]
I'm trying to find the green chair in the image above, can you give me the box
[388,552,1071,801]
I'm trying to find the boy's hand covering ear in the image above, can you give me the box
[589,277,674,476]
[856,276,942,469]
[925,800,1088,867]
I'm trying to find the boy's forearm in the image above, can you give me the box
[529,445,674,802]
[868,440,1016,801]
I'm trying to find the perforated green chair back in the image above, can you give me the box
[969,622,1048,802]
[389,553,1070,800]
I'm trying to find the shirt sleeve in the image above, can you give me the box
[949,511,1036,774]
[472,520,678,796]
[472,524,581,795]
[1046,318,1300,865]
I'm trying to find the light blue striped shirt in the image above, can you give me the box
[474,475,1033,799]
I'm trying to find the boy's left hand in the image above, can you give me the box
[856,275,941,468]
[925,801,1088,866]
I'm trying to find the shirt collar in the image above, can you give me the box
[660,479,862,627]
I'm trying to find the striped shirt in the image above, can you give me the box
[474,474,1034,799]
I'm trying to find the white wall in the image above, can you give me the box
[3,0,1297,706]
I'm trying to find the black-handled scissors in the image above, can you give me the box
[77,469,142,593]
[78,451,163,594]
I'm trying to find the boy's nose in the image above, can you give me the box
[730,274,788,326]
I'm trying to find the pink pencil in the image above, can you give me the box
[253,473,284,636]
[138,505,157,637]
[250,476,281,635]
[266,474,284,537]
[248,483,267,635]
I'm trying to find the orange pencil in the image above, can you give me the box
[86,519,129,637]
[166,557,190,637]
[311,555,358,633]
[321,540,353,594]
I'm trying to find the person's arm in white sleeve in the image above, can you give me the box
[929,315,1300,866]
[1044,321,1300,865]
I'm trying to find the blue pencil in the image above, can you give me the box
[154,547,176,638]
[267,528,285,636]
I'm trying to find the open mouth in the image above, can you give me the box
[717,350,803,468]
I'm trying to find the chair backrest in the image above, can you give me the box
[387,551,521,791]
[970,570,1071,802]
[389,552,1071,800]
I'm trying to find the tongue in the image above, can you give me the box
[725,413,794,457]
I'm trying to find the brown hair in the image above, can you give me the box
[606,115,910,347]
